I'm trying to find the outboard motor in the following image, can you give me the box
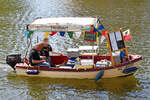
[6,54,22,70]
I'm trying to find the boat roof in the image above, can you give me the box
[27,17,98,32]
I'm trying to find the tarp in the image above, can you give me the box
[28,17,98,32]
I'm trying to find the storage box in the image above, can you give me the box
[80,59,94,65]
[67,48,80,59]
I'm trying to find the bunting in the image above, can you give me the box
[24,30,28,37]
[100,30,107,44]
[49,32,57,36]
[24,23,106,40]
[98,31,101,37]
[97,25,104,31]
[68,32,74,38]
[60,32,66,36]
[93,27,98,32]
[24,30,34,38]
[45,32,50,38]
[93,25,104,32]
[73,32,81,39]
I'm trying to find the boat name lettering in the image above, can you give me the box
[51,26,68,30]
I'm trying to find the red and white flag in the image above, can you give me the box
[100,30,107,44]
[49,31,57,36]
[123,29,131,40]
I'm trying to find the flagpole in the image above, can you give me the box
[96,16,106,55]
[97,17,105,29]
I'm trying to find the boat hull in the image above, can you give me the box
[15,61,140,79]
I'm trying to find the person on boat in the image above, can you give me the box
[40,38,52,58]
[40,38,54,66]
[29,42,50,67]
[120,50,127,63]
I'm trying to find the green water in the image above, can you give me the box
[0,0,150,99]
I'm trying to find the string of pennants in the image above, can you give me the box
[24,25,131,43]
[24,30,83,39]
[24,25,105,38]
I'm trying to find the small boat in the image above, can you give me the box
[6,17,142,80]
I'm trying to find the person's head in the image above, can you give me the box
[33,42,48,51]
[33,38,49,51]
[33,43,43,51]
[43,38,49,47]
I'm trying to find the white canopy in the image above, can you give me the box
[28,17,98,32]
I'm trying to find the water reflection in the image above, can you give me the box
[6,73,140,99]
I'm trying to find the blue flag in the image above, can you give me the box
[97,25,104,31]
[93,27,98,32]
[24,30,29,37]
[60,32,65,36]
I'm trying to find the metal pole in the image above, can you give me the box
[25,37,32,58]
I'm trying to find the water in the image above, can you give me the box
[0,0,150,99]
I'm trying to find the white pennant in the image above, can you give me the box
[100,36,106,44]
[73,32,81,39]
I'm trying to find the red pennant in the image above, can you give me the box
[102,30,107,36]
[124,35,131,40]
[49,32,57,36]
[123,29,131,40]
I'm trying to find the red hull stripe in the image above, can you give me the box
[16,56,142,72]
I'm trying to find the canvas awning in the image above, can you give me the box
[27,17,98,32]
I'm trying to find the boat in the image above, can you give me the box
[6,17,142,80]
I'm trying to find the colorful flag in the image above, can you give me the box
[93,27,98,32]
[123,29,131,40]
[24,30,28,37]
[24,30,34,38]
[28,31,34,38]
[49,32,57,36]
[98,31,101,37]
[68,32,74,38]
[102,30,107,36]
[97,25,104,31]
[100,30,107,44]
[93,25,104,32]
[45,32,50,38]
[73,31,81,39]
[60,32,65,36]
